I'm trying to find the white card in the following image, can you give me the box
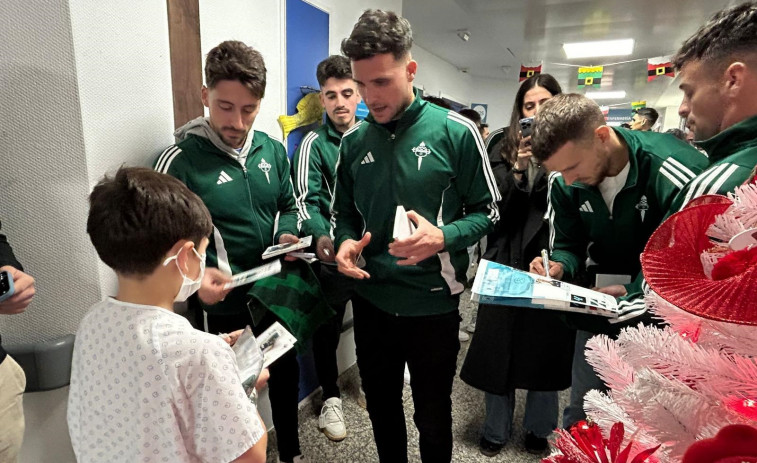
[261,235,312,259]
[392,205,416,239]
[223,259,282,289]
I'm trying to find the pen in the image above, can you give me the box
[541,249,550,278]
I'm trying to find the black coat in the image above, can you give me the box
[460,144,575,394]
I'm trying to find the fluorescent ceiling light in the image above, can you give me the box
[585,90,626,99]
[563,39,634,59]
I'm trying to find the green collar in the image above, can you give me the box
[364,87,425,131]
[697,114,757,164]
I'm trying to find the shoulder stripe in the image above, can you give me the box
[484,127,505,151]
[295,131,319,223]
[706,163,740,195]
[661,158,695,183]
[665,157,696,179]
[447,111,501,223]
[342,120,363,138]
[679,163,728,209]
[155,145,182,174]
[546,171,562,250]
[659,167,684,189]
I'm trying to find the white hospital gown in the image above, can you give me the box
[67,298,265,462]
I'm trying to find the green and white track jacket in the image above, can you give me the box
[547,128,708,327]
[670,114,757,212]
[332,91,501,316]
[155,118,300,315]
[292,117,343,239]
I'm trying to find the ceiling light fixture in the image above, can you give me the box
[563,38,635,59]
[585,90,627,99]
[457,30,471,42]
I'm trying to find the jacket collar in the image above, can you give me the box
[697,114,757,164]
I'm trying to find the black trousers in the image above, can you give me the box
[205,309,301,462]
[352,294,461,463]
[312,264,354,399]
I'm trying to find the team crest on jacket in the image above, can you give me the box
[411,141,431,170]
[258,158,272,184]
[635,195,649,222]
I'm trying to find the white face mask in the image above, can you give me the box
[163,247,206,302]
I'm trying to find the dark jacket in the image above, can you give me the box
[460,143,575,394]
[0,221,23,364]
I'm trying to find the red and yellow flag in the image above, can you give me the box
[519,64,542,82]
[647,57,675,82]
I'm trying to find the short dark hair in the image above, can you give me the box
[341,10,413,61]
[205,40,267,98]
[502,74,563,166]
[422,96,452,109]
[87,167,213,277]
[673,2,757,70]
[458,108,482,127]
[636,107,659,126]
[316,55,353,87]
[531,93,605,163]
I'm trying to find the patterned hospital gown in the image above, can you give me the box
[67,298,265,462]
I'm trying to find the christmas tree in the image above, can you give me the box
[547,183,757,462]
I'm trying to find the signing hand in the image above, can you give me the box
[316,235,336,262]
[388,211,445,266]
[279,234,300,262]
[529,257,564,280]
[0,266,35,315]
[336,233,371,279]
[198,267,233,305]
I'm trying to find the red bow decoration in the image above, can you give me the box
[544,421,660,463]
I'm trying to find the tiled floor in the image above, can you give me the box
[267,290,570,462]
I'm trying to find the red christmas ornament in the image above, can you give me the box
[682,424,757,463]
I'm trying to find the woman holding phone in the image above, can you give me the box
[460,74,575,455]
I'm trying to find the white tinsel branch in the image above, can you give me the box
[585,334,636,391]
[613,324,757,399]
[647,292,757,356]
[708,183,757,241]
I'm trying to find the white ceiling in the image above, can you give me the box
[403,0,738,109]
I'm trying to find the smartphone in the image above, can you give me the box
[0,270,15,303]
[519,117,534,138]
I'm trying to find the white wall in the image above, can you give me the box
[0,1,402,461]
[413,45,516,131]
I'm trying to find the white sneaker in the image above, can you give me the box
[404,363,411,384]
[458,329,470,342]
[465,307,478,333]
[319,397,347,441]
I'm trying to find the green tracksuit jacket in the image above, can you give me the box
[155,127,299,316]
[669,114,757,212]
[547,128,708,329]
[332,91,501,316]
[292,117,343,239]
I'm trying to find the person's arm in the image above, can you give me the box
[273,141,301,242]
[544,172,584,280]
[231,416,268,463]
[292,132,331,240]
[438,118,501,252]
[185,341,267,463]
[0,223,34,314]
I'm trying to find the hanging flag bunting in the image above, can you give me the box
[647,56,675,82]
[577,66,603,88]
[519,64,542,82]
[632,100,647,110]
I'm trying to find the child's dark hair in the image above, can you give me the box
[87,167,213,276]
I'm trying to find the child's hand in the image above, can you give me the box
[198,267,233,304]
[219,328,245,346]
[255,368,270,391]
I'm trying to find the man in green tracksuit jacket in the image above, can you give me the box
[667,2,757,212]
[334,10,500,463]
[291,55,361,443]
[154,41,305,463]
[529,93,708,429]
